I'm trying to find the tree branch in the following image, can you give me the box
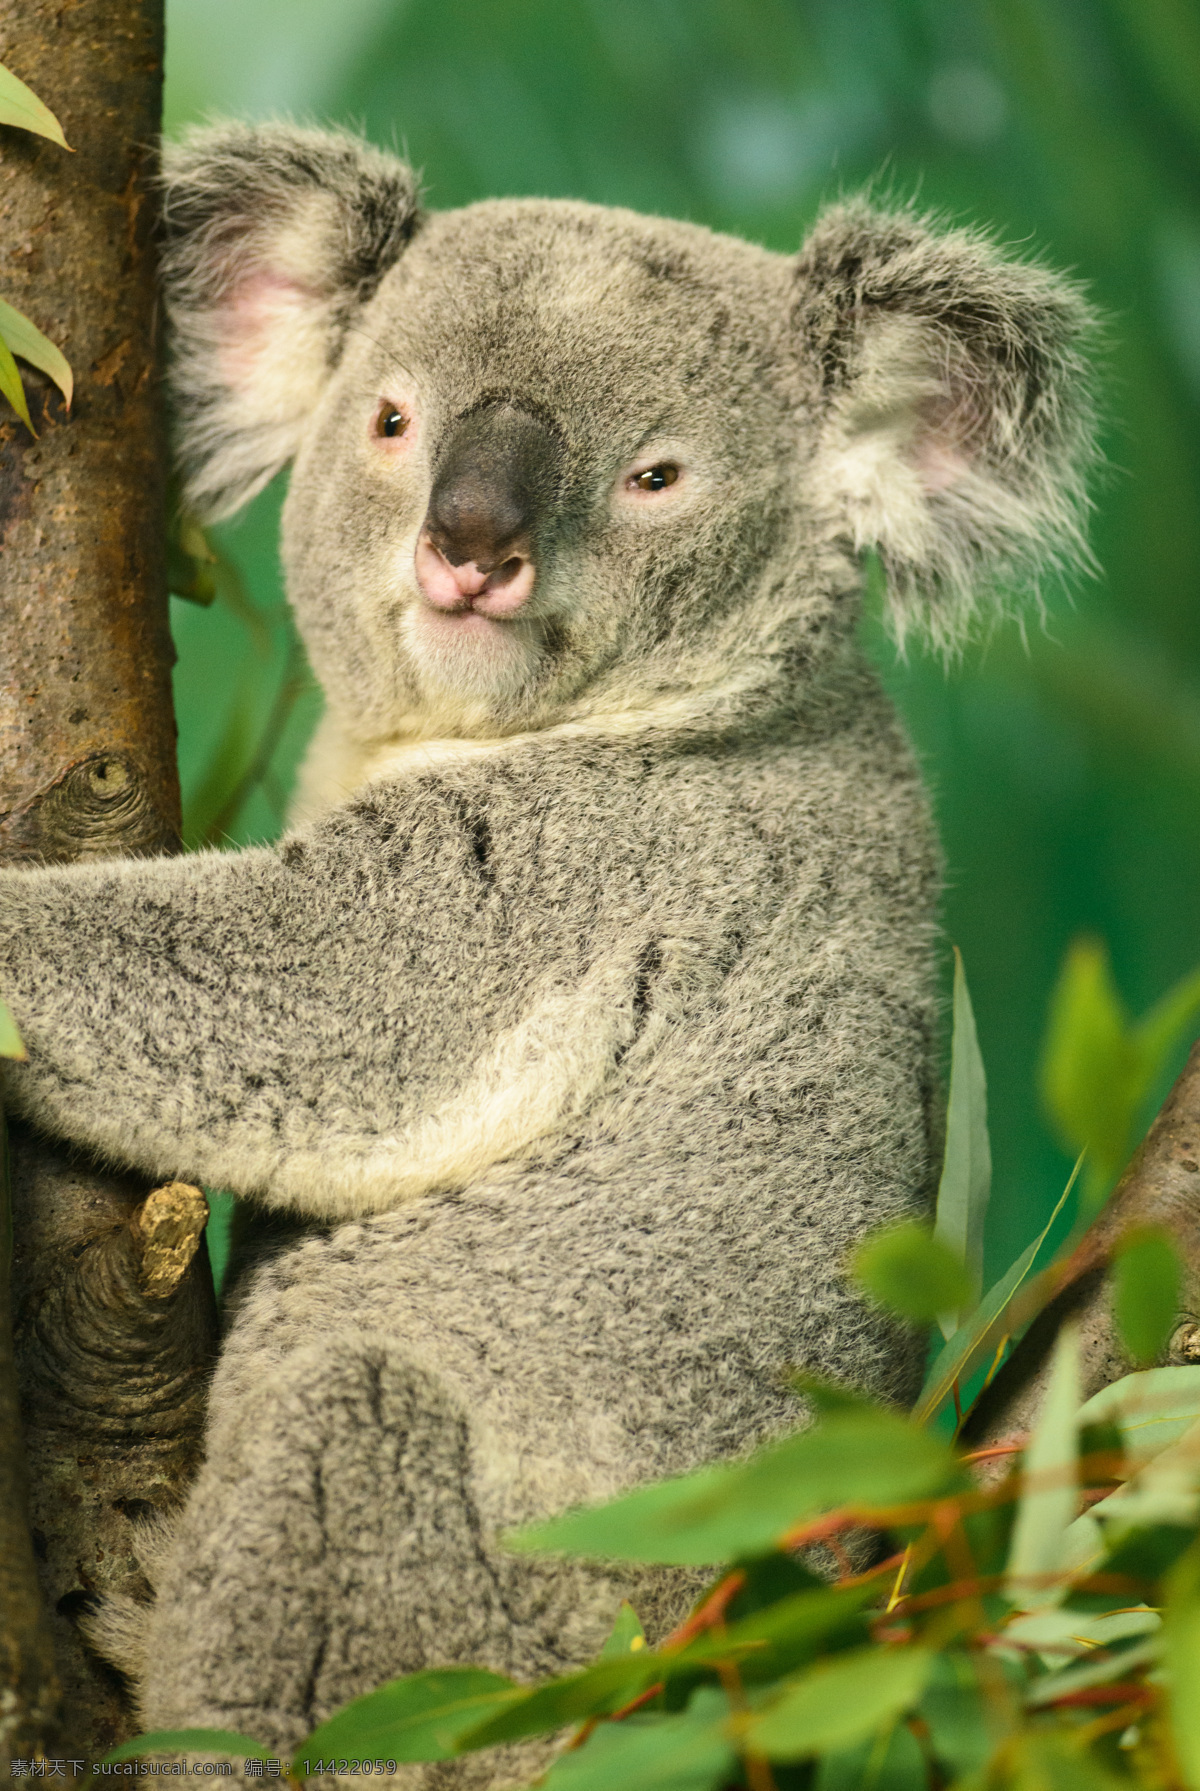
[963,1040,1200,1450]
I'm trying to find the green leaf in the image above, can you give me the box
[1040,936,1139,1202]
[787,1370,877,1420]
[934,947,992,1335]
[745,1646,934,1762]
[508,1411,958,1565]
[1132,964,1200,1106]
[914,1156,1081,1427]
[851,1222,972,1326]
[601,1600,648,1659]
[723,1550,827,1624]
[1040,939,1200,1212]
[919,1653,993,1779]
[463,1581,874,1751]
[104,1730,274,1764]
[0,61,70,146]
[1113,1225,1182,1366]
[1159,1533,1200,1788]
[0,995,26,1060]
[685,1581,874,1685]
[814,1721,927,1791]
[1024,1631,1160,1707]
[542,1689,735,1791]
[457,1655,663,1750]
[0,329,34,433]
[1004,1322,1081,1610]
[1068,1522,1196,1611]
[168,509,219,606]
[294,1668,518,1768]
[1097,1413,1200,1532]
[0,297,72,407]
[1003,1602,1159,1662]
[1007,1732,1127,1791]
[1079,1366,1200,1466]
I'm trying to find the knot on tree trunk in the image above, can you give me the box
[0,752,175,862]
[20,1181,214,1436]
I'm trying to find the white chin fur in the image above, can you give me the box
[402,600,544,703]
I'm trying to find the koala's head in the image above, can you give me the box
[161,123,1095,742]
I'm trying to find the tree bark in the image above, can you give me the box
[963,1039,1200,1451]
[0,0,218,1765]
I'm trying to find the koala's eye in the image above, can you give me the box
[376,406,409,439]
[628,464,680,493]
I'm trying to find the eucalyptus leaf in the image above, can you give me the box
[0,330,34,433]
[914,1157,1080,1426]
[1024,1632,1161,1708]
[1113,1225,1182,1366]
[295,1668,518,1767]
[1098,1413,1200,1531]
[1039,936,1139,1200]
[1007,1732,1127,1791]
[601,1601,647,1659]
[851,1221,972,1326]
[683,1580,874,1684]
[1079,1366,1200,1465]
[1132,965,1200,1107]
[745,1646,934,1762]
[508,1411,957,1565]
[1004,1322,1081,1610]
[1040,939,1200,1212]
[814,1721,927,1791]
[465,1580,874,1751]
[1002,1604,1158,1663]
[541,1689,734,1791]
[0,995,26,1060]
[1162,1534,1200,1788]
[457,1654,664,1750]
[919,1653,993,1779]
[0,61,70,146]
[0,297,72,406]
[104,1730,274,1765]
[934,947,992,1335]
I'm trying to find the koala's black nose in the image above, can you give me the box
[425,403,563,571]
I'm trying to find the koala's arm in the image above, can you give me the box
[0,788,637,1219]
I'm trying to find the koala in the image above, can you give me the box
[0,123,1093,1779]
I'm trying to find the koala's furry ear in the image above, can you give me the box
[794,201,1097,653]
[159,122,422,520]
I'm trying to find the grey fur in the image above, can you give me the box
[0,123,1095,1778]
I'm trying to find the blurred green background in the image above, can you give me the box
[162,0,1200,1285]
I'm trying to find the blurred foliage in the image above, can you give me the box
[163,0,1200,1280]
[853,1222,974,1327]
[1039,938,1200,1211]
[1113,1227,1183,1368]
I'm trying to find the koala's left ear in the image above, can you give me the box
[794,201,1097,652]
[160,122,422,520]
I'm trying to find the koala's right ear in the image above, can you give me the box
[159,123,422,520]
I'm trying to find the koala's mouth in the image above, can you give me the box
[414,534,536,620]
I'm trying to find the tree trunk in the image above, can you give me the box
[0,0,218,1765]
